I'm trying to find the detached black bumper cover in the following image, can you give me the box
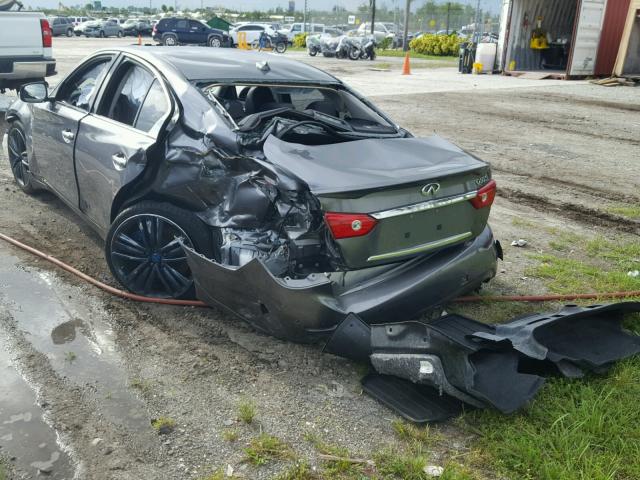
[182,226,498,342]
[328,302,640,422]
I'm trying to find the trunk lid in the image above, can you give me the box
[263,135,493,269]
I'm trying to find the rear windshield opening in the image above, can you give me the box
[200,83,397,135]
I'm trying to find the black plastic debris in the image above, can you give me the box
[361,374,465,423]
[471,302,640,377]
[369,315,544,413]
[343,302,640,420]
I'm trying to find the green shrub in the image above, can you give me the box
[377,36,393,50]
[293,33,308,48]
[409,33,461,56]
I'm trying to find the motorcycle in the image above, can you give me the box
[306,34,322,56]
[252,32,288,53]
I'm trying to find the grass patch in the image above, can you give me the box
[151,416,176,434]
[376,49,457,61]
[467,354,640,480]
[244,434,293,466]
[304,432,369,477]
[606,204,640,219]
[374,448,429,479]
[130,378,153,393]
[0,460,6,480]
[222,429,239,442]
[237,399,257,424]
[373,62,392,70]
[64,351,77,363]
[274,461,322,480]
[529,234,640,295]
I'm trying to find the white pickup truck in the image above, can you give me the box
[0,4,56,92]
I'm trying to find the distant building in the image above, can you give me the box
[288,1,294,14]
[93,0,101,10]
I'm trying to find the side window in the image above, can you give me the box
[189,20,202,29]
[176,20,188,29]
[135,80,169,133]
[58,58,111,111]
[103,64,154,127]
[291,24,300,32]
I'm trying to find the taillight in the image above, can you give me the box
[324,212,377,239]
[470,179,497,209]
[40,19,52,47]
[152,24,157,34]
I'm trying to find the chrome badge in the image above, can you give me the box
[421,183,440,196]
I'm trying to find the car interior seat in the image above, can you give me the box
[305,100,339,117]
[244,86,291,114]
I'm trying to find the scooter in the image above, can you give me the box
[252,32,288,53]
[306,34,322,56]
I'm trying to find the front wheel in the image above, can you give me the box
[308,48,317,56]
[163,34,177,46]
[275,42,287,53]
[66,28,73,37]
[208,36,221,47]
[6,122,35,194]
[117,31,123,37]
[348,48,361,60]
[106,202,214,299]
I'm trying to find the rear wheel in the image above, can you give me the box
[66,28,73,37]
[106,202,214,299]
[6,121,35,194]
[117,30,123,37]
[308,48,317,56]
[208,36,221,47]
[348,47,360,60]
[275,42,286,53]
[163,34,177,46]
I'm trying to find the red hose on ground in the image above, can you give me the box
[1,232,639,306]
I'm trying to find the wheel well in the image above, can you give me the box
[110,191,199,224]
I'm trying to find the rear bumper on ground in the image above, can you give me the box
[183,226,499,342]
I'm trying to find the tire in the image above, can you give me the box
[106,201,215,299]
[208,36,221,48]
[251,40,259,50]
[163,34,177,46]
[275,42,286,53]
[308,48,317,56]
[6,121,36,194]
[66,28,73,37]
[99,30,105,38]
[348,48,360,60]
[117,31,123,38]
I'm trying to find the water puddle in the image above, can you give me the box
[0,336,73,478]
[0,250,151,474]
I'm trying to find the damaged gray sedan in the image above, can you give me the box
[5,47,500,342]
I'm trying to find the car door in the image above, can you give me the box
[74,56,173,232]
[106,20,117,36]
[188,20,206,43]
[30,55,115,207]
[174,19,189,43]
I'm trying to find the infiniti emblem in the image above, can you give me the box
[421,183,440,196]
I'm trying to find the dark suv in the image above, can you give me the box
[152,18,229,47]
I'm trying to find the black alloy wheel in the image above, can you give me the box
[7,123,34,193]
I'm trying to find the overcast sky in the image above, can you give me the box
[26,0,501,14]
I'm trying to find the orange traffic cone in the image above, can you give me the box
[402,52,411,75]
[138,34,142,45]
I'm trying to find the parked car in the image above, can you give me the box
[280,22,325,42]
[229,23,277,46]
[82,19,123,37]
[5,47,499,343]
[69,16,92,27]
[47,16,74,36]
[0,11,56,91]
[122,18,152,36]
[356,22,396,43]
[152,17,228,47]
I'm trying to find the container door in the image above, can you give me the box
[569,0,607,75]
[496,0,512,70]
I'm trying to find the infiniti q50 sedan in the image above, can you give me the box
[4,47,500,342]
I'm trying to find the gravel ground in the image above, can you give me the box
[0,37,638,479]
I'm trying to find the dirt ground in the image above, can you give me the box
[0,38,638,479]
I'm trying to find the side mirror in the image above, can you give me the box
[19,81,49,103]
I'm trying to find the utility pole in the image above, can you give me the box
[473,0,481,42]
[402,0,410,51]
[303,0,307,33]
[446,2,450,34]
[370,0,375,35]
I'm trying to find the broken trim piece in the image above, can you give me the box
[371,191,478,220]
